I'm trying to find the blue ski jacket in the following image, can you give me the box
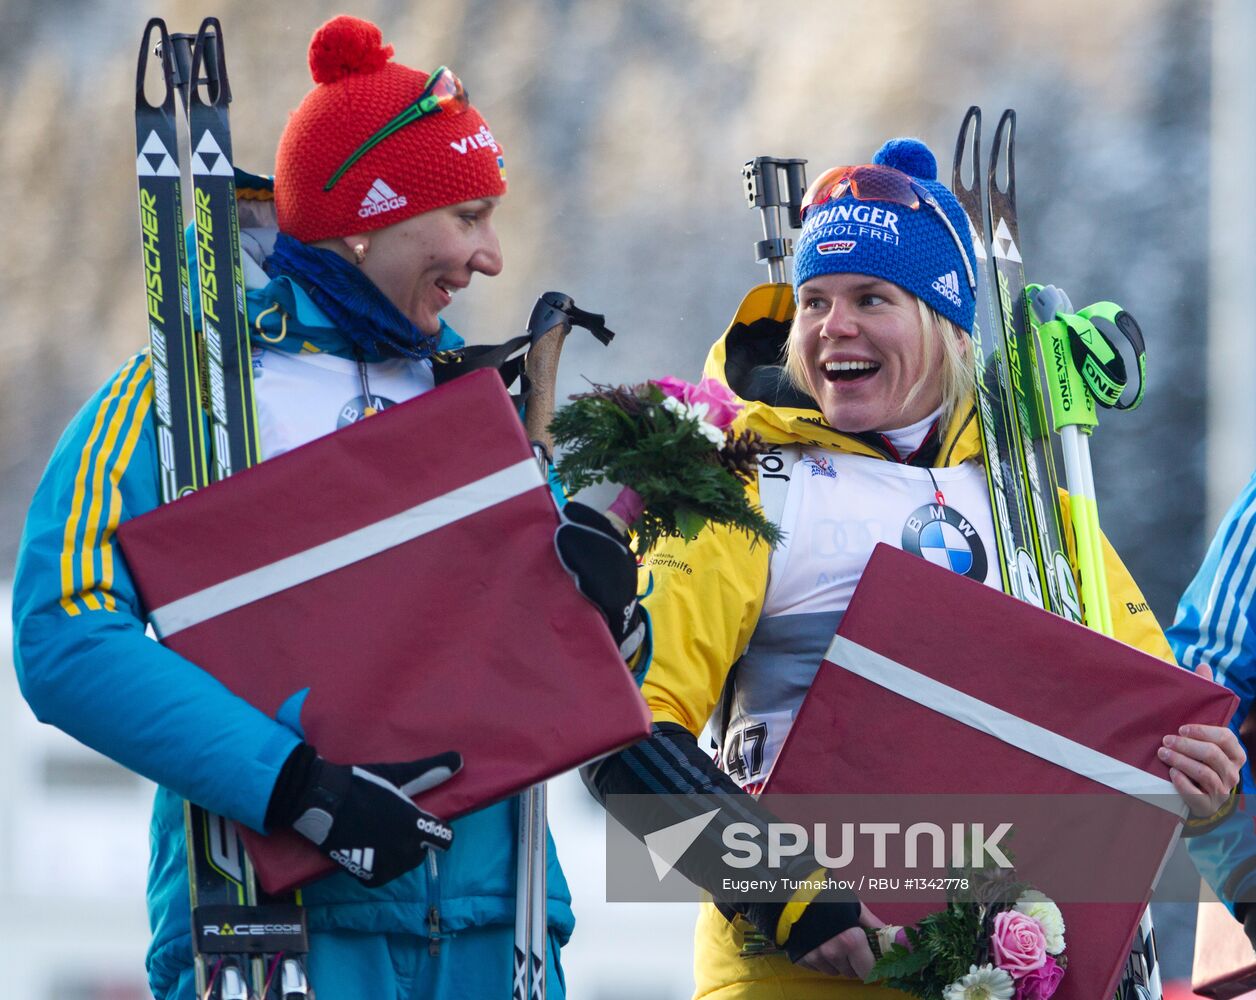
[1168,472,1256,916]
[11,236,575,998]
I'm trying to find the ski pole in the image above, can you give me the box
[742,156,808,284]
[1028,285,1110,634]
[1030,284,1148,634]
[514,292,615,999]
[529,782,548,1000]
[513,784,539,1000]
[1030,283,1159,1000]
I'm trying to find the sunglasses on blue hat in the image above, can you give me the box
[802,163,977,295]
[323,65,470,193]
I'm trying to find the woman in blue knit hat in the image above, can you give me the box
[585,138,1243,997]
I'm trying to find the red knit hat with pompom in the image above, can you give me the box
[275,15,506,242]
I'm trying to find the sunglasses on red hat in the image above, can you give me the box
[802,163,977,295]
[323,65,470,193]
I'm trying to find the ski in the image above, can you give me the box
[985,110,1083,625]
[950,106,1041,608]
[179,17,262,479]
[137,19,309,999]
[135,17,210,503]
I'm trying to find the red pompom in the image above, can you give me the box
[307,15,394,84]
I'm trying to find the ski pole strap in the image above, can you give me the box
[1029,285,1147,424]
[431,334,531,388]
[527,291,615,346]
[1075,300,1146,411]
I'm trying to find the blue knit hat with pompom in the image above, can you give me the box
[792,138,976,333]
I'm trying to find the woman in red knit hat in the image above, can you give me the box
[13,14,638,1000]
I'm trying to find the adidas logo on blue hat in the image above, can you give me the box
[932,270,963,307]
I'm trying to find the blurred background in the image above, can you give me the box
[1,0,1252,996]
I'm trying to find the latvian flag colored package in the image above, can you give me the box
[117,369,652,893]
[765,544,1236,1000]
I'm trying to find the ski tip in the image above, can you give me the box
[952,107,983,193]
[136,18,173,110]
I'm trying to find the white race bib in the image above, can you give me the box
[251,348,435,458]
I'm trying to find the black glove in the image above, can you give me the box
[1243,903,1256,953]
[555,501,645,659]
[267,743,461,888]
[777,894,863,963]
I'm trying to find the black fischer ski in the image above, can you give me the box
[179,17,262,479]
[135,18,210,503]
[137,19,309,1000]
[950,107,1041,609]
[985,110,1082,625]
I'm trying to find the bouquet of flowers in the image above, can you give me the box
[548,376,783,553]
[867,872,1067,1000]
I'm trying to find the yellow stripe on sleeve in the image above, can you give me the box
[60,355,149,616]
[99,365,154,611]
[59,358,143,615]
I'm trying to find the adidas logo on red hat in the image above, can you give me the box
[358,178,408,219]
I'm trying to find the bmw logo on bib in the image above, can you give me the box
[902,502,988,581]
[338,394,395,428]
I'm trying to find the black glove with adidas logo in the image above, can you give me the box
[554,501,645,660]
[266,743,460,888]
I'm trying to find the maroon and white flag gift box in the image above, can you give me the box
[118,369,651,893]
[766,544,1237,1000]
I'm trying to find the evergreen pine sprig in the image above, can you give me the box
[549,380,784,554]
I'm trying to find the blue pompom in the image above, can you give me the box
[872,138,937,181]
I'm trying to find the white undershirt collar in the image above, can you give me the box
[879,405,944,456]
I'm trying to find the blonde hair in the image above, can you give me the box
[782,297,974,435]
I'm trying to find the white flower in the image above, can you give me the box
[661,395,725,446]
[942,964,1015,1000]
[1015,890,1066,955]
[875,925,904,954]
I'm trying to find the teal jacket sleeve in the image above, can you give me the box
[1168,471,1256,913]
[11,352,300,832]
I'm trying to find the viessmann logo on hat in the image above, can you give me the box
[450,124,499,156]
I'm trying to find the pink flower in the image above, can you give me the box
[875,925,910,954]
[991,910,1047,979]
[652,376,742,431]
[1015,956,1064,1000]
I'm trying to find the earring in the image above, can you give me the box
[353,243,366,265]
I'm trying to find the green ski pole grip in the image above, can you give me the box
[1028,284,1097,432]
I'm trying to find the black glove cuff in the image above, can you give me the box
[782,893,862,963]
[264,742,320,831]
